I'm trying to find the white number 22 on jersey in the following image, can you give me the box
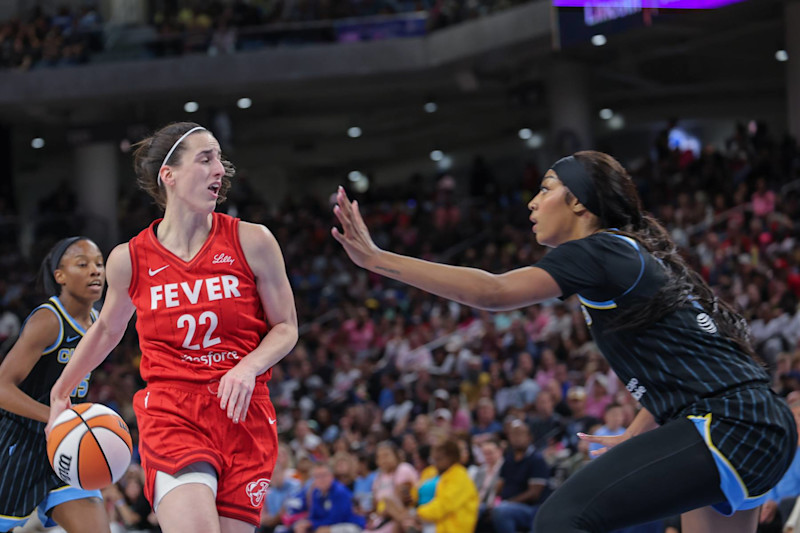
[177,311,222,350]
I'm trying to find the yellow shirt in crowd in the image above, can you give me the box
[417,463,479,533]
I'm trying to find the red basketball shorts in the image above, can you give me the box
[132,381,278,526]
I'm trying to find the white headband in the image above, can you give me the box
[157,126,207,186]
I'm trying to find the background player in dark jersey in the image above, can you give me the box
[331,150,796,533]
[47,122,298,533]
[0,236,110,533]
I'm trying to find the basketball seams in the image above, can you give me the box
[47,403,132,490]
[92,425,133,454]
[73,407,113,488]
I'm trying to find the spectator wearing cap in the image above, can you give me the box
[492,420,551,533]
[432,388,450,409]
[562,386,602,452]
[432,408,453,430]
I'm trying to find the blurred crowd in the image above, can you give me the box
[0,0,532,69]
[2,120,800,533]
[0,3,102,70]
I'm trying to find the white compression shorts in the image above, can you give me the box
[152,462,218,512]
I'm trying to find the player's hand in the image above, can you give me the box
[331,186,381,269]
[760,499,778,523]
[578,431,631,457]
[45,395,72,437]
[218,362,257,424]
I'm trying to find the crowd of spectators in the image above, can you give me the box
[0,3,102,70]
[0,0,532,70]
[2,120,800,532]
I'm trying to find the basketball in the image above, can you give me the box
[47,403,133,490]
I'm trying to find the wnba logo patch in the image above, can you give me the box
[246,478,271,507]
[696,313,718,334]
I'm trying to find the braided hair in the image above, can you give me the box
[569,151,756,360]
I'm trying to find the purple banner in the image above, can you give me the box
[553,0,746,7]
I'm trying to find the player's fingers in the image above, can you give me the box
[576,432,603,442]
[333,204,353,236]
[231,388,245,422]
[219,380,232,410]
[589,447,608,457]
[333,205,350,233]
[336,187,350,213]
[227,387,240,419]
[239,391,253,422]
[351,200,367,230]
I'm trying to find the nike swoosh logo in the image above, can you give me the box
[148,265,169,276]
[66,335,80,342]
[268,417,276,425]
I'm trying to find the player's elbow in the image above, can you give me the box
[476,274,516,312]
[93,316,127,345]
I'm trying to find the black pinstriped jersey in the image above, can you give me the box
[2,296,97,432]
[536,232,769,425]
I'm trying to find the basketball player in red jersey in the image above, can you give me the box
[47,122,299,533]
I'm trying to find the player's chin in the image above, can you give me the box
[83,284,104,297]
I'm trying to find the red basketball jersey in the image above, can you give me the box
[128,213,270,386]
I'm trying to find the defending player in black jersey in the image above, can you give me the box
[0,237,111,533]
[331,150,796,533]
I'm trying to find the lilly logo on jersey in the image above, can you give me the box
[150,275,241,310]
[626,377,647,401]
[246,478,271,508]
[181,350,240,367]
[212,253,235,266]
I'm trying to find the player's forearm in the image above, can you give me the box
[366,250,499,310]
[242,322,298,375]
[0,386,50,422]
[51,320,124,401]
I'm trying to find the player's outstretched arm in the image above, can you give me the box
[47,244,136,435]
[331,186,562,311]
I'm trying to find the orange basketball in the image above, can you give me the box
[47,403,133,490]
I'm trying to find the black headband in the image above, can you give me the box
[50,236,87,275]
[45,236,88,295]
[550,155,600,216]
